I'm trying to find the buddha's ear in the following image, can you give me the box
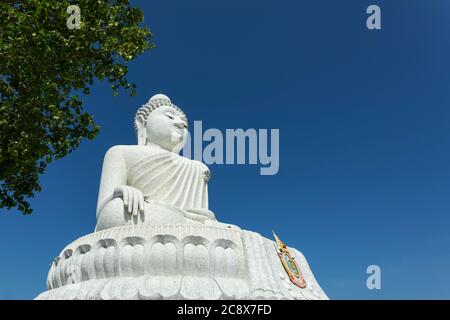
[135,115,147,145]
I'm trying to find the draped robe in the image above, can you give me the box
[95,145,213,231]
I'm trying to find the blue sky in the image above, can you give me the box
[1,0,450,299]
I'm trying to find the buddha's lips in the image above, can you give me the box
[173,127,185,135]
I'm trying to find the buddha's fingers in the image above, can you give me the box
[122,188,128,208]
[127,189,133,214]
[129,190,134,214]
[139,193,144,213]
[133,189,139,217]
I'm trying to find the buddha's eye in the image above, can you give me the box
[164,113,174,120]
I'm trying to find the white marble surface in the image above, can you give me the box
[36,94,328,300]
[36,224,327,300]
[96,94,215,231]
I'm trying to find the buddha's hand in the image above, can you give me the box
[113,185,145,217]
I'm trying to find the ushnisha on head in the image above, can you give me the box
[135,94,188,153]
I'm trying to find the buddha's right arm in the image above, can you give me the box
[96,146,128,218]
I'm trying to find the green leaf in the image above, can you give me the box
[0,0,153,214]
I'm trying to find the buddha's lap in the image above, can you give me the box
[96,198,188,231]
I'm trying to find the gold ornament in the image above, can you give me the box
[273,231,306,289]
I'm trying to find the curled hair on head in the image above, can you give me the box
[134,96,187,145]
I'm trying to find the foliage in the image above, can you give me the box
[0,0,153,214]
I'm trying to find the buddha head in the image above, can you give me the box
[135,94,188,153]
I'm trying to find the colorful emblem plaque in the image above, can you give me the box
[273,231,307,289]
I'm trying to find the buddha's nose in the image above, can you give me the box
[173,118,187,129]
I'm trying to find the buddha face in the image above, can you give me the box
[143,106,188,153]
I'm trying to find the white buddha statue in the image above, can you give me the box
[95,94,217,231]
[36,93,328,300]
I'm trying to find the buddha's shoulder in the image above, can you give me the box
[104,144,138,153]
[103,145,154,158]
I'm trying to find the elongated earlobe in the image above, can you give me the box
[135,115,147,145]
